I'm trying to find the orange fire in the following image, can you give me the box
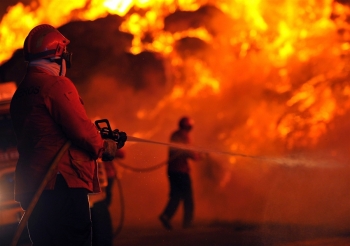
[0,0,350,156]
[0,0,349,153]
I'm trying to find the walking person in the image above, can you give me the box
[159,116,199,230]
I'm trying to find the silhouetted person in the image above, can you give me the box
[159,116,199,230]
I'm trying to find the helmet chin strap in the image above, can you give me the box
[60,59,66,77]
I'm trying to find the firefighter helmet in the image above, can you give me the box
[23,24,70,62]
[179,116,193,131]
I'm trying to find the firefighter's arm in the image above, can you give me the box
[46,77,104,158]
[186,149,200,161]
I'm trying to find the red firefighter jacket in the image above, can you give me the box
[10,66,104,203]
[167,129,197,174]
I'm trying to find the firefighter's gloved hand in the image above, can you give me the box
[102,139,117,161]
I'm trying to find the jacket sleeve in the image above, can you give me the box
[45,77,104,158]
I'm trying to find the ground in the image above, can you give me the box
[4,220,350,246]
[112,220,350,246]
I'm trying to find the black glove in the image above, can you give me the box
[102,139,117,161]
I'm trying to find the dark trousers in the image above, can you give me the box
[23,175,92,246]
[162,172,194,226]
[91,200,113,246]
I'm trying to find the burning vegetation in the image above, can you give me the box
[1,0,350,233]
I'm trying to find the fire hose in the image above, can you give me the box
[11,118,271,245]
[110,158,168,238]
[111,151,197,238]
[11,119,127,246]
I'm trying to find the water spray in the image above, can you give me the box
[127,136,262,159]
[95,119,337,168]
[126,136,337,168]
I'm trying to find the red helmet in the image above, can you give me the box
[179,116,193,131]
[23,24,70,62]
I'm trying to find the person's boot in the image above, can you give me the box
[159,214,172,230]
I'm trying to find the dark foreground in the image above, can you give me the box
[113,221,350,246]
[4,220,350,246]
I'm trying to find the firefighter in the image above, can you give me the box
[103,149,125,206]
[10,24,122,246]
[90,149,125,246]
[159,116,199,230]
